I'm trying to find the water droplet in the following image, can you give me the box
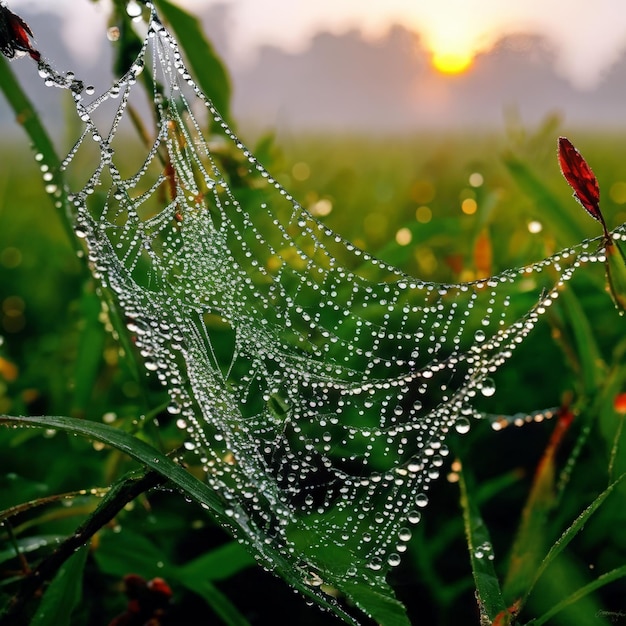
[107,27,120,42]
[407,510,422,524]
[480,378,496,397]
[474,541,494,561]
[368,557,382,571]
[454,417,471,434]
[415,493,429,508]
[131,62,144,76]
[126,0,142,18]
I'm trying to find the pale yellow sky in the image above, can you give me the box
[9,0,626,88]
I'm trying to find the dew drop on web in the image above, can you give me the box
[480,378,496,397]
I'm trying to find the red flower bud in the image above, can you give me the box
[0,6,41,62]
[557,137,607,236]
[614,392,626,414]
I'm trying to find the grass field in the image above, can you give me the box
[1,123,626,624]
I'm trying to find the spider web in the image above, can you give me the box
[46,3,615,620]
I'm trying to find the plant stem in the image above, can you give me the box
[0,469,166,626]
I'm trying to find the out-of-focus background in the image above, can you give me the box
[6,0,626,133]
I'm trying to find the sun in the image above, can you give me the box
[419,18,485,76]
[431,49,474,74]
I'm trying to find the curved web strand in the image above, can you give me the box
[53,4,616,610]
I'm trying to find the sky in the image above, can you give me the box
[7,0,626,89]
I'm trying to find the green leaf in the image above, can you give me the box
[458,466,507,622]
[503,411,576,603]
[340,579,412,626]
[605,237,626,312]
[557,287,606,394]
[0,474,48,512]
[529,564,626,626]
[94,528,170,579]
[0,55,75,246]
[95,528,254,584]
[94,529,252,626]
[0,415,359,625]
[286,520,411,625]
[71,289,107,414]
[175,544,254,626]
[176,541,255,582]
[153,0,232,125]
[521,472,626,607]
[30,544,88,626]
[0,536,66,567]
[0,414,227,519]
[176,577,251,626]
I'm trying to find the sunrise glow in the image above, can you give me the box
[431,50,474,74]
[416,12,492,76]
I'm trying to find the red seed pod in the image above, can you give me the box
[147,577,173,599]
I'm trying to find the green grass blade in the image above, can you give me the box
[502,153,587,245]
[70,289,107,414]
[176,577,251,626]
[175,544,256,625]
[605,238,626,312]
[93,528,252,626]
[528,564,626,626]
[286,520,411,625]
[176,541,255,582]
[459,466,507,621]
[0,58,59,169]
[0,535,66,567]
[503,411,574,603]
[339,579,412,626]
[0,414,360,625]
[111,0,145,77]
[0,414,227,516]
[30,545,88,626]
[608,413,625,484]
[0,56,73,244]
[556,288,606,394]
[94,528,171,580]
[153,0,232,125]
[522,472,626,606]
